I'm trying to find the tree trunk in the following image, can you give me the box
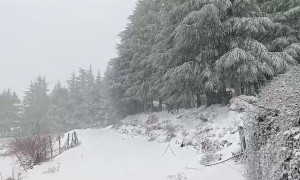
[206,92,212,107]
[150,101,154,112]
[254,82,259,94]
[219,86,229,105]
[241,82,245,95]
[234,80,242,96]
[158,99,163,111]
[196,94,201,108]
[143,99,147,113]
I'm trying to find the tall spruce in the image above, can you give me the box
[107,0,298,117]
[47,82,69,132]
[125,0,165,112]
[22,76,49,132]
[0,90,20,124]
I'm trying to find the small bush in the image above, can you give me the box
[7,125,54,167]
[146,113,159,125]
[200,138,223,153]
[43,165,60,174]
[200,152,222,165]
[167,173,187,180]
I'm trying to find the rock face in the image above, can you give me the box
[246,66,300,180]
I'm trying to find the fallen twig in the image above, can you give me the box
[169,145,176,157]
[161,145,169,157]
[203,152,243,167]
[161,144,176,157]
[181,129,209,147]
[185,167,200,170]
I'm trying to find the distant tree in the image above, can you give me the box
[64,67,108,128]
[47,81,69,132]
[89,71,108,124]
[22,76,49,133]
[106,56,143,117]
[0,89,21,135]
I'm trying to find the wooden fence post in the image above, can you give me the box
[43,138,47,160]
[49,135,53,158]
[71,132,74,148]
[58,134,61,154]
[238,126,246,152]
[74,131,78,145]
[67,133,70,149]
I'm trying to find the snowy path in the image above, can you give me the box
[1,127,245,180]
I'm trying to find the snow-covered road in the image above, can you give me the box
[1,127,245,180]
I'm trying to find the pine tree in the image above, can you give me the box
[159,1,227,106]
[258,0,300,62]
[0,89,21,136]
[90,72,107,125]
[215,0,297,96]
[64,67,108,128]
[107,0,299,117]
[47,81,69,132]
[106,53,143,116]
[125,0,165,112]
[22,76,49,132]
[0,90,21,124]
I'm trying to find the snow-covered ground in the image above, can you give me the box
[0,98,251,180]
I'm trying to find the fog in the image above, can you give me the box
[0,0,137,97]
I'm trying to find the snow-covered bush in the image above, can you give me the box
[199,152,221,165]
[197,135,224,165]
[229,95,257,112]
[43,165,60,174]
[7,133,54,167]
[167,173,187,180]
[7,125,56,168]
[200,138,223,153]
[146,113,159,126]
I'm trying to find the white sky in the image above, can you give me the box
[0,0,137,97]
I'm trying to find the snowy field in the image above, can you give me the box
[0,98,251,180]
[1,128,244,180]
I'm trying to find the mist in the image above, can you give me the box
[0,0,137,97]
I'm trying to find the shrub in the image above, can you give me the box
[7,125,54,168]
[167,173,187,180]
[200,138,223,153]
[199,152,222,165]
[146,113,159,126]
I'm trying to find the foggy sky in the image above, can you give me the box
[0,0,137,97]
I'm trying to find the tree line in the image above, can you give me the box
[106,0,300,116]
[0,67,110,136]
[1,0,300,135]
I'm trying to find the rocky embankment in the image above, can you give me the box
[246,66,300,180]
